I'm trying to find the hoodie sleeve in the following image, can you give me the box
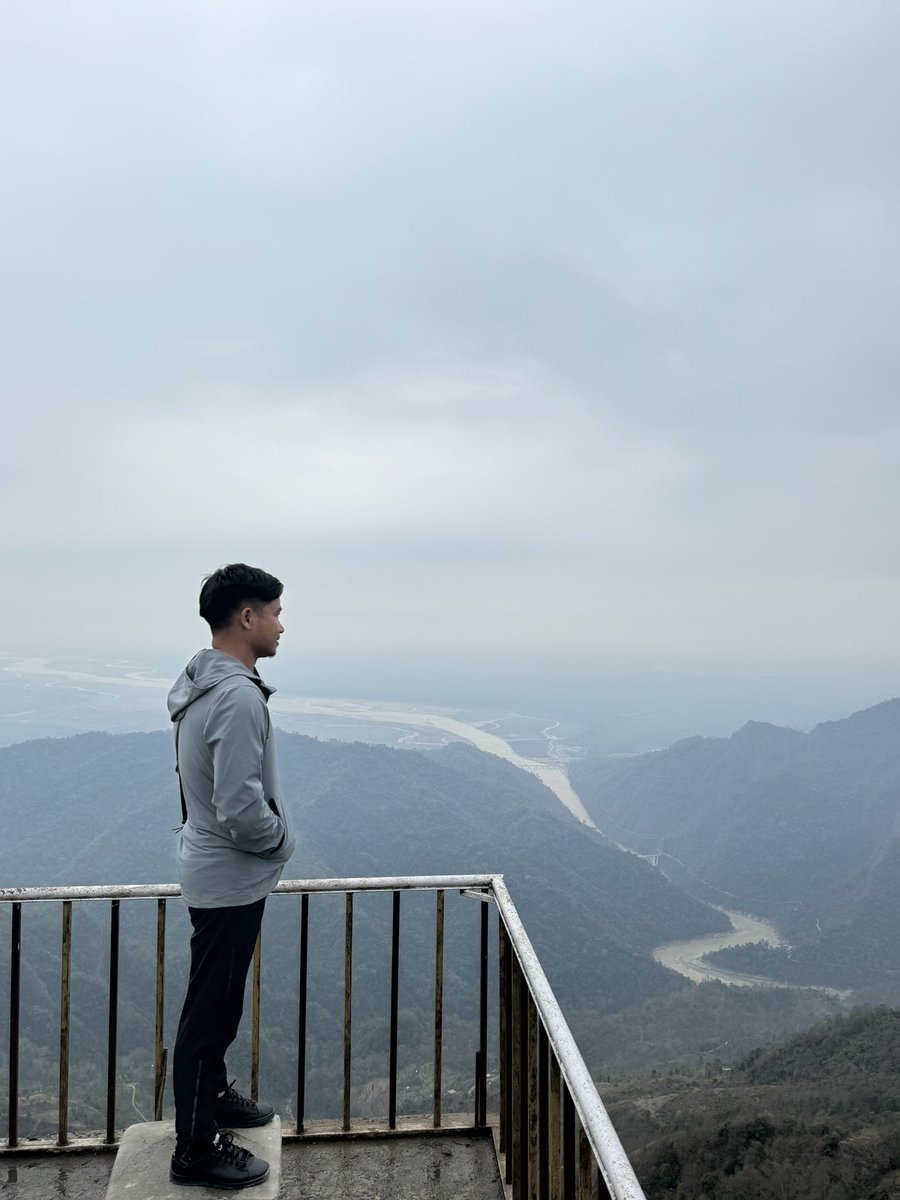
[204,682,287,855]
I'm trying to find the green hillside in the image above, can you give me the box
[603,1008,900,1200]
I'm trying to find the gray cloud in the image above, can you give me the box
[2,1,899,700]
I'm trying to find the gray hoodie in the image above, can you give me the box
[167,649,296,908]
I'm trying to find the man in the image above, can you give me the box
[167,564,295,1189]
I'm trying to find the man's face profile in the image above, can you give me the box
[246,598,284,660]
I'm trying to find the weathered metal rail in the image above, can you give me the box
[0,875,646,1200]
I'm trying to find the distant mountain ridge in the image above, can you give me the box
[570,698,900,990]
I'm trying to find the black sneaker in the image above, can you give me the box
[214,1080,276,1128]
[170,1131,270,1189]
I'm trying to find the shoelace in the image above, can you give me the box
[222,1080,254,1108]
[213,1132,251,1167]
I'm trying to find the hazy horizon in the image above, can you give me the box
[1,649,896,757]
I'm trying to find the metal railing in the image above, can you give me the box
[0,875,645,1200]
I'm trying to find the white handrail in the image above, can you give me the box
[492,876,646,1200]
[0,875,497,903]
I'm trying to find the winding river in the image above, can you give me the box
[272,695,598,825]
[280,698,807,989]
[652,909,788,988]
[279,699,808,988]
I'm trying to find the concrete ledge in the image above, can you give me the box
[280,1131,504,1200]
[105,1118,281,1200]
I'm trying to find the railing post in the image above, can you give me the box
[563,1086,576,1200]
[511,960,521,1192]
[539,1023,550,1200]
[518,963,529,1199]
[58,901,72,1147]
[478,897,488,1127]
[154,898,167,1121]
[549,1053,561,1200]
[528,993,539,1200]
[499,916,510,1156]
[105,899,120,1144]
[389,890,400,1130]
[296,893,309,1134]
[501,912,508,1156]
[578,1123,593,1200]
[251,932,261,1102]
[7,902,21,1148]
[342,892,353,1132]
[433,889,444,1128]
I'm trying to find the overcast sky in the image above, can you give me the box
[2,2,898,719]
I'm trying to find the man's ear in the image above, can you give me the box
[238,605,255,629]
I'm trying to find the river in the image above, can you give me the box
[272,696,598,826]
[652,909,789,988]
[274,697,821,990]
[291,699,806,990]
[2,659,596,824]
[292,699,835,992]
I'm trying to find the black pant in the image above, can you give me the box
[173,897,266,1149]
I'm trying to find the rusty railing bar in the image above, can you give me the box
[499,915,510,1156]
[7,903,21,1148]
[105,900,120,1144]
[549,1052,561,1200]
[389,890,400,1130]
[251,932,262,1102]
[578,1122,594,1200]
[155,1050,168,1128]
[58,901,72,1147]
[528,991,539,1200]
[153,898,166,1121]
[432,889,444,1128]
[478,897,489,1127]
[539,1022,550,1200]
[518,956,529,1199]
[296,892,309,1134]
[342,893,353,1132]
[510,957,521,1190]
[563,1085,576,1200]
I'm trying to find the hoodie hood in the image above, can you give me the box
[167,648,275,722]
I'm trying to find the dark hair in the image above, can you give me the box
[199,564,283,631]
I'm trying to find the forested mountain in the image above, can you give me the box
[4,716,894,1154]
[603,1007,900,1200]
[577,980,843,1080]
[570,699,900,990]
[0,729,725,1006]
[0,727,725,1135]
